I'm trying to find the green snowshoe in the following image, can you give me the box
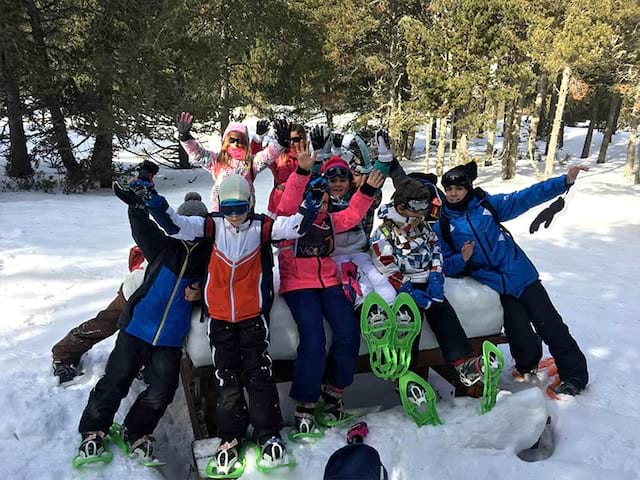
[480,341,505,414]
[205,439,247,479]
[398,371,442,427]
[360,292,397,379]
[108,422,165,467]
[72,431,113,468]
[391,293,422,378]
[254,436,296,473]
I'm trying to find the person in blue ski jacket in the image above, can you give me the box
[433,161,589,396]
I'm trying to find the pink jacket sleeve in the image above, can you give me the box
[331,189,375,233]
[180,138,220,172]
[251,142,283,176]
[276,170,309,216]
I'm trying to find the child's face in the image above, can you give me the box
[328,176,351,198]
[225,213,248,227]
[445,185,468,204]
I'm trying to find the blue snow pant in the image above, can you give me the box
[78,331,181,441]
[501,280,588,389]
[283,286,359,403]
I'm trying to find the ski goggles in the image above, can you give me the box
[227,136,247,146]
[220,200,250,217]
[325,166,351,179]
[290,135,304,144]
[406,197,442,217]
[442,170,469,188]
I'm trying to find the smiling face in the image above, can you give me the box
[444,185,469,204]
[328,176,351,198]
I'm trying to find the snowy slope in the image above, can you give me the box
[1,126,639,479]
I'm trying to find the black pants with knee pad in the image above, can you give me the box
[209,316,282,444]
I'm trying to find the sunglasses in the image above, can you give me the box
[325,166,351,179]
[228,137,246,146]
[290,136,304,144]
[220,200,250,217]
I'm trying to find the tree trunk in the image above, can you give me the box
[448,115,455,167]
[485,99,498,166]
[325,110,334,129]
[436,116,447,176]
[544,72,563,152]
[536,84,549,138]
[608,96,622,141]
[528,73,548,164]
[405,129,415,161]
[424,116,433,171]
[580,95,600,158]
[25,0,81,183]
[90,50,115,188]
[597,93,622,164]
[624,120,638,178]
[545,66,571,177]
[0,46,32,178]
[457,133,468,166]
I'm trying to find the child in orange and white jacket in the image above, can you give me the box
[147,173,323,473]
[275,149,384,436]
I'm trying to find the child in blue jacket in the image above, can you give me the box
[434,161,589,396]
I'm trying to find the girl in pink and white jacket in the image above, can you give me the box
[275,149,384,437]
[176,113,290,211]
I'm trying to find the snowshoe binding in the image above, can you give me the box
[316,384,356,428]
[398,371,442,427]
[360,292,397,379]
[391,293,422,378]
[53,359,80,385]
[108,422,165,467]
[289,404,324,443]
[72,431,113,468]
[456,356,484,387]
[480,341,505,414]
[205,438,247,479]
[254,436,296,473]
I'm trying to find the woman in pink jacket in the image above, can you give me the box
[176,113,290,211]
[266,123,306,216]
[276,149,384,438]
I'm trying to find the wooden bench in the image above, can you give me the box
[180,333,508,440]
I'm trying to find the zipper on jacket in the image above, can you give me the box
[317,257,326,289]
[152,242,196,346]
[465,212,506,294]
[230,261,237,322]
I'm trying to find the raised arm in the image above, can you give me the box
[176,111,220,170]
[331,170,383,233]
[147,198,206,241]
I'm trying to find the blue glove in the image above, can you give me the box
[298,175,328,234]
[399,282,432,310]
[426,271,444,303]
[128,179,168,210]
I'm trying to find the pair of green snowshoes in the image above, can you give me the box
[360,292,504,426]
[72,422,164,469]
[204,438,296,478]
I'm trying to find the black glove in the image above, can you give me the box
[529,197,565,234]
[137,160,159,182]
[256,119,269,136]
[310,125,331,151]
[273,119,291,148]
[332,133,343,149]
[176,112,193,141]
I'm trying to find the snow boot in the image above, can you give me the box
[550,378,582,397]
[289,403,323,442]
[317,384,354,427]
[126,433,165,467]
[255,435,296,473]
[455,355,484,387]
[205,438,246,478]
[72,431,113,468]
[52,359,79,384]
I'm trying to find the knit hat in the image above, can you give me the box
[442,161,478,190]
[177,192,208,218]
[218,174,251,204]
[342,134,373,174]
[321,156,351,175]
[222,122,249,142]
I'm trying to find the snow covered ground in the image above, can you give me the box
[1,126,639,479]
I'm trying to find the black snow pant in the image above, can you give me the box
[78,330,182,441]
[209,316,282,444]
[52,287,124,364]
[501,280,588,389]
[410,295,472,369]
